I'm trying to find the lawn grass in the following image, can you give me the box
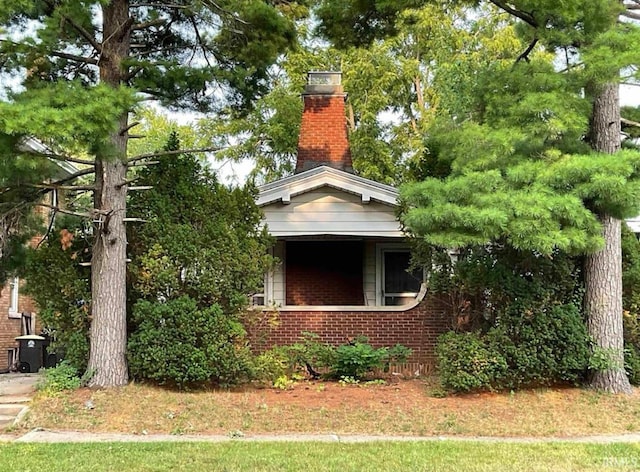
[2,441,640,471]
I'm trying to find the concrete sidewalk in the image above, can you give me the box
[0,373,39,429]
[7,429,640,444]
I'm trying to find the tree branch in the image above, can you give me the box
[132,18,167,30]
[36,202,92,219]
[119,121,141,136]
[42,0,102,54]
[26,183,96,192]
[622,10,640,20]
[51,50,99,65]
[489,0,538,27]
[127,147,221,163]
[39,152,95,166]
[54,167,96,186]
[516,37,539,63]
[622,117,640,128]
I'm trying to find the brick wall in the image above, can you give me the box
[285,241,363,306]
[296,91,353,173]
[0,280,39,369]
[253,295,451,374]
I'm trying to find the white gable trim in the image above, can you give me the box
[257,166,399,207]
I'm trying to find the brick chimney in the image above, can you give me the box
[295,71,353,173]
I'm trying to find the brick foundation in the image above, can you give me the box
[252,295,451,374]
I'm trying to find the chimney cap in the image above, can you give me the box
[307,71,341,86]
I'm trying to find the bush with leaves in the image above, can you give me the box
[436,331,508,392]
[22,220,92,371]
[270,332,412,381]
[37,360,83,395]
[429,243,592,391]
[128,297,253,388]
[622,226,640,385]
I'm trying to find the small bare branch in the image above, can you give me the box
[51,51,99,65]
[119,121,141,136]
[127,147,221,164]
[489,0,538,27]
[132,18,167,30]
[39,152,95,166]
[36,202,92,219]
[26,183,96,191]
[42,0,102,54]
[622,117,640,128]
[516,37,539,63]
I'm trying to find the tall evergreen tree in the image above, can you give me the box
[317,1,640,392]
[0,1,305,387]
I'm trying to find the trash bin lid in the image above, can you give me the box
[15,335,45,341]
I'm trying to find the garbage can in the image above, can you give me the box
[15,335,46,373]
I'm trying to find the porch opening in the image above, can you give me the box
[285,241,364,306]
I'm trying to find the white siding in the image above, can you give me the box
[266,241,286,306]
[262,187,402,237]
[363,241,376,306]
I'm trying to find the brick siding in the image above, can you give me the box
[0,280,39,369]
[253,295,451,374]
[285,241,364,306]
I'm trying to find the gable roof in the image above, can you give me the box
[257,165,398,207]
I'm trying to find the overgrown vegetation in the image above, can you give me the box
[428,244,592,392]
[22,221,92,372]
[256,332,412,385]
[128,297,254,389]
[36,361,83,395]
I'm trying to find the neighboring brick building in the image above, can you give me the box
[255,72,449,372]
[0,139,76,370]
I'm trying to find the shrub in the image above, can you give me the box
[436,303,591,392]
[623,311,640,385]
[436,331,508,392]
[333,341,388,379]
[276,333,412,380]
[251,349,288,384]
[128,297,253,389]
[37,361,82,394]
[277,332,337,377]
[488,303,591,388]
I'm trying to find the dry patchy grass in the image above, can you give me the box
[17,378,640,438]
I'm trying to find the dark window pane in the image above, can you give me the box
[384,251,421,294]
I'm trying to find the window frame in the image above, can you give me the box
[375,244,423,306]
[8,277,20,318]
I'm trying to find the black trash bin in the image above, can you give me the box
[15,335,46,373]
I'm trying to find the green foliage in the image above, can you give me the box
[436,331,508,392]
[488,304,591,387]
[429,244,590,391]
[333,342,389,379]
[37,361,82,395]
[275,333,412,381]
[275,332,338,376]
[21,221,92,371]
[127,136,273,316]
[437,302,591,393]
[621,227,640,385]
[127,297,253,389]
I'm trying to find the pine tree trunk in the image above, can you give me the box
[585,81,632,393]
[86,0,131,387]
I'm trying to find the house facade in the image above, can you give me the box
[255,72,449,372]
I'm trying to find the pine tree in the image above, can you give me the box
[0,1,304,387]
[317,0,640,392]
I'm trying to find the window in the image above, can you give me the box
[8,277,20,318]
[377,246,423,306]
